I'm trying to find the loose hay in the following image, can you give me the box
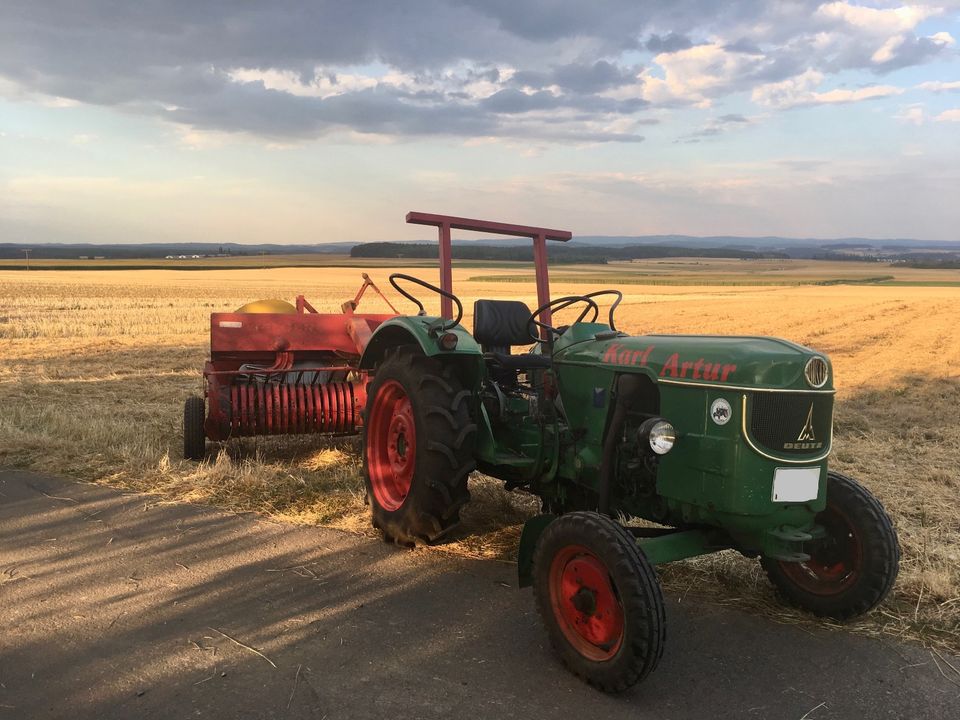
[2,265,959,653]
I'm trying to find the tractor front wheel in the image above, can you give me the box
[761,471,899,620]
[183,395,206,461]
[533,512,665,692]
[363,347,476,545]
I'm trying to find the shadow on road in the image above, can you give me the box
[1,470,957,720]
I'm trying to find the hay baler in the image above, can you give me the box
[353,212,900,692]
[183,274,398,459]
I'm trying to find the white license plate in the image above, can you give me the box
[771,467,821,503]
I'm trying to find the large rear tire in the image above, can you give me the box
[362,347,476,545]
[761,471,899,620]
[183,395,206,461]
[533,512,666,692]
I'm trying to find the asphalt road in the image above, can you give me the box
[2,469,958,720]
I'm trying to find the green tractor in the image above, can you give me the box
[358,213,899,692]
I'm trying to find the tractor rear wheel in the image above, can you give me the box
[533,512,665,692]
[183,395,206,461]
[363,347,476,545]
[761,471,899,620]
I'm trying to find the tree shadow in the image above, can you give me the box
[2,470,955,720]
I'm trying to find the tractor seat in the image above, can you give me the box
[473,299,549,371]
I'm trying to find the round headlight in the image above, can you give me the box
[637,418,676,455]
[804,356,828,388]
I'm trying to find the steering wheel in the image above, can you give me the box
[579,289,623,331]
[527,295,600,343]
[389,273,463,330]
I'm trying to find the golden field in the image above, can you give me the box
[2,259,959,652]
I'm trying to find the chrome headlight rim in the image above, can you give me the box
[637,417,676,455]
[804,356,829,389]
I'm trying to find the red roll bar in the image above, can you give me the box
[405,211,572,324]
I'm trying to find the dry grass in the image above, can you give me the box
[2,262,959,654]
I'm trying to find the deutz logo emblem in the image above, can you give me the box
[797,404,816,442]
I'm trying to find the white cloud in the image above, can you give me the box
[813,2,951,71]
[603,42,771,107]
[929,31,955,46]
[917,80,960,92]
[894,104,926,125]
[935,109,960,122]
[816,2,939,34]
[227,68,380,98]
[752,69,903,109]
[649,43,753,99]
[871,35,905,64]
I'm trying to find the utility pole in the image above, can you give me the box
[23,249,31,271]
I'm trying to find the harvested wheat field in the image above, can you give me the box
[2,261,959,653]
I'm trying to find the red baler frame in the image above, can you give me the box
[202,273,396,441]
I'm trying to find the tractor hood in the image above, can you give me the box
[554,326,833,392]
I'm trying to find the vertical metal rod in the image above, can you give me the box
[533,233,551,333]
[438,222,453,319]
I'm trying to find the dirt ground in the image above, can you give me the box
[3,470,959,720]
[1,263,959,653]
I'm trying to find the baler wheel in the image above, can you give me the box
[761,471,899,620]
[363,347,476,545]
[183,395,207,461]
[533,512,665,692]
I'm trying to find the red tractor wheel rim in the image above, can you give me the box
[367,380,416,512]
[549,545,624,661]
[779,503,862,595]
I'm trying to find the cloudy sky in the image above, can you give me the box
[2,1,959,244]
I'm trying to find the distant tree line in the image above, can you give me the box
[0,245,252,260]
[897,259,960,269]
[349,242,783,263]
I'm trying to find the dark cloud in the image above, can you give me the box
[723,38,763,54]
[675,112,754,143]
[509,61,638,94]
[0,1,951,142]
[550,61,638,93]
[480,89,566,113]
[645,33,694,54]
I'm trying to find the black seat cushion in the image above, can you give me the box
[474,299,532,347]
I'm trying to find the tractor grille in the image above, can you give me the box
[748,392,833,457]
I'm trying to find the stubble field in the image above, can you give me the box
[2,258,959,654]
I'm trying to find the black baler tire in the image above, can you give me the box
[761,471,900,620]
[532,512,666,692]
[183,395,206,461]
[362,347,476,545]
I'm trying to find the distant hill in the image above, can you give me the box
[0,241,355,260]
[2,234,958,261]
[350,242,783,263]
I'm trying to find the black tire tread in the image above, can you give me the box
[761,470,900,620]
[532,511,666,693]
[183,395,206,461]
[363,347,476,545]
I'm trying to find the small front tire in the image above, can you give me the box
[532,512,666,692]
[761,471,899,620]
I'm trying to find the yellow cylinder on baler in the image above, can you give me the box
[234,299,297,314]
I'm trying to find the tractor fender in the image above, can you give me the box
[359,316,483,370]
[517,514,557,588]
